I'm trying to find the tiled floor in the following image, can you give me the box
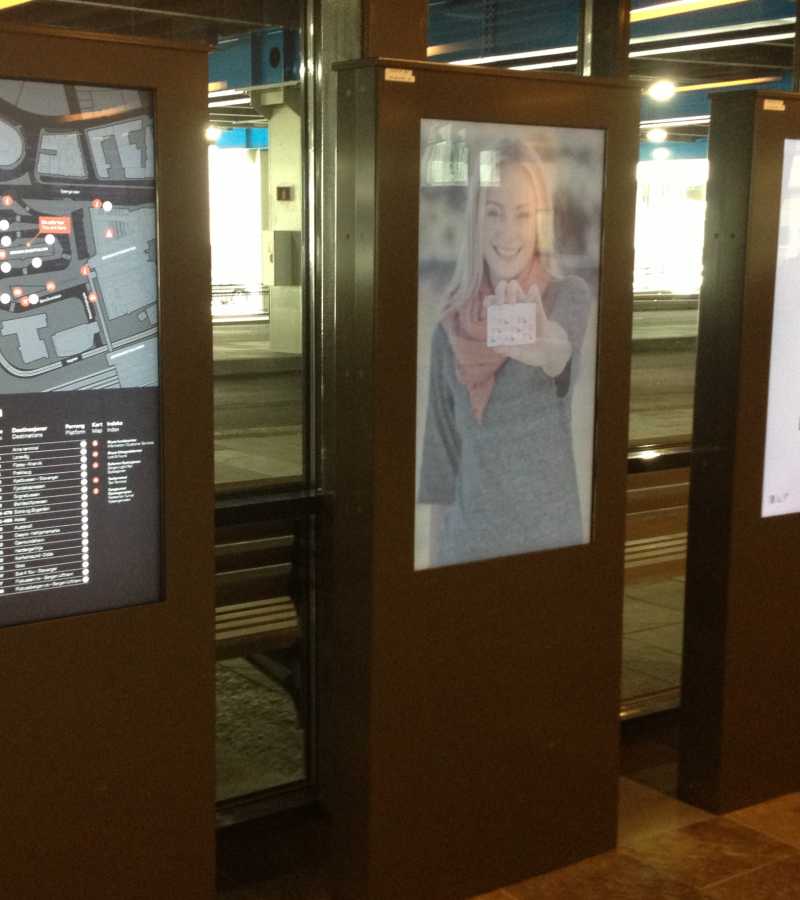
[217,788,800,899]
[622,576,685,703]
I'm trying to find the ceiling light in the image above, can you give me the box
[205,126,222,143]
[208,98,251,108]
[630,30,794,58]
[647,80,677,102]
[646,127,668,143]
[0,0,34,8]
[652,147,672,161]
[631,0,748,23]
[675,75,780,93]
[452,45,577,66]
[511,58,579,71]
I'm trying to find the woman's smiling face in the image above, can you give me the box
[480,161,537,288]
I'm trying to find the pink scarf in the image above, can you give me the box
[441,259,551,423]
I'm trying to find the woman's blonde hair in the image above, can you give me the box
[446,137,558,308]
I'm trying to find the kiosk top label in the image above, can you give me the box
[385,68,416,84]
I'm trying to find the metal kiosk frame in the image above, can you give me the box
[326,58,640,900]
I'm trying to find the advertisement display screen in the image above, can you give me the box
[762,138,800,518]
[0,79,160,625]
[415,119,604,570]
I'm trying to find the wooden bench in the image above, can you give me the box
[214,530,301,659]
[215,596,299,660]
[624,467,690,584]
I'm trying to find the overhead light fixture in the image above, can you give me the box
[205,126,222,144]
[647,79,677,102]
[511,58,579,72]
[652,147,672,161]
[675,75,780,93]
[630,30,794,58]
[642,114,711,127]
[631,0,748,24]
[453,45,577,67]
[646,127,668,143]
[0,0,34,8]
[208,97,251,108]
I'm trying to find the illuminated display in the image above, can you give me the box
[415,119,604,569]
[0,78,160,625]
[762,138,800,518]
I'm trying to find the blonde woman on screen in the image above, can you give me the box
[418,137,591,567]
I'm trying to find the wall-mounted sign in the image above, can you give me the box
[0,78,160,625]
[762,137,800,518]
[415,119,605,569]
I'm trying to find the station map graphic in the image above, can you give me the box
[0,79,158,394]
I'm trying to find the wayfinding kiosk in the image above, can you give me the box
[0,27,214,899]
[682,90,800,813]
[327,59,639,900]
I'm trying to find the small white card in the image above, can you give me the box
[486,302,537,347]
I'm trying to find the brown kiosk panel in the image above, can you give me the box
[0,26,214,899]
[681,90,800,813]
[326,60,639,900]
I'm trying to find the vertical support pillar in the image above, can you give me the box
[362,0,427,60]
[794,0,800,91]
[579,0,630,78]
[680,89,800,812]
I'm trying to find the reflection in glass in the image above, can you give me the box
[209,108,304,487]
[629,158,704,444]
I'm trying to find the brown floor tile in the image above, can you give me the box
[622,818,796,889]
[504,851,708,899]
[727,794,800,850]
[625,579,686,611]
[618,777,713,844]
[702,854,800,898]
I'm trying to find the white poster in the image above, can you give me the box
[415,120,605,570]
[762,139,800,518]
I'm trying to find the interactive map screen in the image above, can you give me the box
[0,79,160,626]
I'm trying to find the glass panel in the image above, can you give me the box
[629,158,704,444]
[209,113,305,487]
[428,0,579,70]
[216,656,305,801]
[3,1,313,807]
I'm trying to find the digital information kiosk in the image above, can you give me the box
[328,60,639,900]
[682,90,800,812]
[0,27,214,900]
